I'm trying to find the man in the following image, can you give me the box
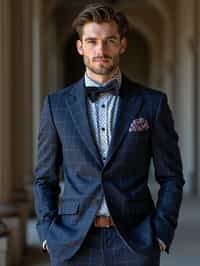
[34,3,185,266]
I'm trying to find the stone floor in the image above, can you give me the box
[22,196,200,266]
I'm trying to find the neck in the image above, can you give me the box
[86,67,120,84]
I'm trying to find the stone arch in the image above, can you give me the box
[126,16,160,88]
[115,0,174,105]
[43,0,174,104]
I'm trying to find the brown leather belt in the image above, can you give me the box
[94,216,114,227]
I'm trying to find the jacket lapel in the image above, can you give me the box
[65,77,103,168]
[64,75,144,170]
[103,76,144,168]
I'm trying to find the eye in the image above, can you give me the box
[87,40,96,44]
[107,39,116,44]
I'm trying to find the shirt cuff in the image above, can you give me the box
[42,240,48,252]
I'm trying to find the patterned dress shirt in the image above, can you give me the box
[85,72,122,216]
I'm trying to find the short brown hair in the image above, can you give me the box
[72,2,129,39]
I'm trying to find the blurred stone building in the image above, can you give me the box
[0,0,200,265]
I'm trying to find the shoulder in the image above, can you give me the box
[45,78,84,105]
[130,79,165,98]
[138,82,167,107]
[123,75,167,104]
[123,76,169,120]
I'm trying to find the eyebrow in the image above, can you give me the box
[84,35,119,41]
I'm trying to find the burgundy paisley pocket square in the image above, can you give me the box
[129,117,150,132]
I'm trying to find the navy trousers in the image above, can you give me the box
[49,225,160,266]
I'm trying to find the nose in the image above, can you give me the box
[96,41,106,55]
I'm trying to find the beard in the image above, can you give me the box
[83,54,120,76]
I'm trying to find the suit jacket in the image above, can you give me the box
[34,74,184,261]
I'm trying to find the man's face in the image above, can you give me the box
[76,21,127,77]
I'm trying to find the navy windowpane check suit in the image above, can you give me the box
[34,74,185,265]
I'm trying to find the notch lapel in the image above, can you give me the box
[103,76,144,168]
[65,78,103,168]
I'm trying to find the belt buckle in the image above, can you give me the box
[94,216,113,228]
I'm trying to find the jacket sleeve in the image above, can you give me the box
[151,93,185,252]
[33,95,62,243]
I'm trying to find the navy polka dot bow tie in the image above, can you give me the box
[86,80,119,102]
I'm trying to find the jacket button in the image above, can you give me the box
[92,199,100,206]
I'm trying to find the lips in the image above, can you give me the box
[95,60,107,63]
[94,58,110,63]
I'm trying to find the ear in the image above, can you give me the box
[76,40,83,55]
[120,37,127,55]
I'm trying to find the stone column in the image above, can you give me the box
[0,0,32,264]
[174,0,195,194]
[10,0,33,258]
[0,0,12,207]
[0,0,14,265]
[11,0,33,203]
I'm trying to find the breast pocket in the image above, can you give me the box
[126,130,151,150]
[128,129,151,138]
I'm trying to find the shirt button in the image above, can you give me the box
[96,199,100,204]
[101,127,105,131]
[101,104,105,108]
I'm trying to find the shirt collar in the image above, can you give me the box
[84,71,122,90]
